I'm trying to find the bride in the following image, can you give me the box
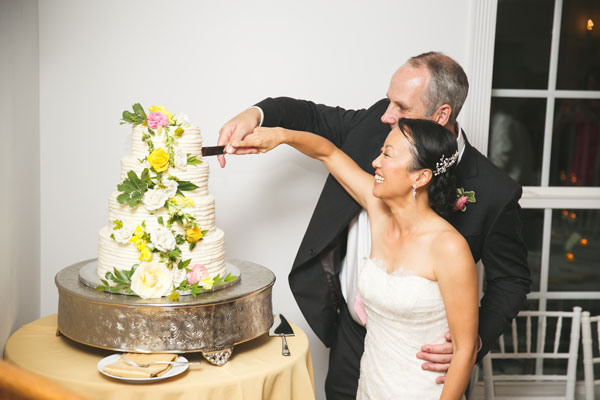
[236,118,478,399]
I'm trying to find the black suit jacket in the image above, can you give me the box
[257,97,531,362]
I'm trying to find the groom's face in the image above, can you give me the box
[381,64,430,126]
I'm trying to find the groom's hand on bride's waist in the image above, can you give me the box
[417,331,453,384]
[416,331,482,384]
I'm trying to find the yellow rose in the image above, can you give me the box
[148,105,173,124]
[185,226,203,243]
[139,247,152,262]
[148,148,170,172]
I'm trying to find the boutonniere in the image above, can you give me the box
[454,187,476,212]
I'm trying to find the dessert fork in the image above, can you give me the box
[120,357,201,368]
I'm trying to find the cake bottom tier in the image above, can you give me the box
[97,226,225,280]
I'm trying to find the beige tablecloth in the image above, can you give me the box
[4,314,315,400]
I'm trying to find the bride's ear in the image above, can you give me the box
[415,169,433,189]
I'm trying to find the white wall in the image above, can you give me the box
[0,0,40,355]
[39,0,471,397]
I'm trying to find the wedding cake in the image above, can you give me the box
[96,104,229,299]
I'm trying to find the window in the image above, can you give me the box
[486,0,600,382]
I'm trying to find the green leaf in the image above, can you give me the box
[178,258,191,270]
[113,220,123,230]
[187,154,201,165]
[177,180,199,191]
[167,248,182,259]
[175,234,185,245]
[132,103,147,120]
[224,273,237,283]
[158,216,164,226]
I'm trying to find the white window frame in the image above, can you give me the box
[464,0,600,384]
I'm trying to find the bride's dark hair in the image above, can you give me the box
[398,118,458,216]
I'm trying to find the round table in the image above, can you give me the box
[4,314,315,400]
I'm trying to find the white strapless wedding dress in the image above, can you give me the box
[356,258,450,399]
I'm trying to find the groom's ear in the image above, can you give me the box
[433,104,452,127]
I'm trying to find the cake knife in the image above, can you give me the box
[201,146,226,157]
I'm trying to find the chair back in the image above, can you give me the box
[482,306,582,400]
[582,311,600,400]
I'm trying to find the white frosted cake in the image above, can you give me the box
[96,104,228,299]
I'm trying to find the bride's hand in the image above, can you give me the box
[233,127,284,154]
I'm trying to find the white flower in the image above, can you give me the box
[113,224,134,244]
[173,113,191,127]
[143,188,168,211]
[161,178,178,199]
[150,227,176,252]
[173,146,187,171]
[130,262,173,299]
[171,267,188,287]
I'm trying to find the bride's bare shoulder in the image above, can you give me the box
[430,226,472,264]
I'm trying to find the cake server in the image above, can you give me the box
[201,145,226,156]
[269,314,295,356]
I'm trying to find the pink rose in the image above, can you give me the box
[147,112,169,129]
[186,264,209,284]
[454,195,469,211]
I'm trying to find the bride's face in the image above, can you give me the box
[371,127,419,200]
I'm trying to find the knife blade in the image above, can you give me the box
[201,146,226,157]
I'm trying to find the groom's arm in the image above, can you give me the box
[256,97,378,148]
[476,188,531,363]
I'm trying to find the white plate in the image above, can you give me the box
[97,354,188,383]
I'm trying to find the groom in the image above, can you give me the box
[218,52,531,399]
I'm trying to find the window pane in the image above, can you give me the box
[493,0,555,89]
[521,209,543,292]
[550,99,600,187]
[556,0,600,90]
[488,97,546,186]
[548,208,600,291]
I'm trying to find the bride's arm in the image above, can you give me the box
[435,231,479,400]
[234,127,375,210]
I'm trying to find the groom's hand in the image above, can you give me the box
[417,331,453,384]
[217,107,262,167]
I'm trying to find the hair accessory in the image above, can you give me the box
[412,183,417,200]
[433,151,459,176]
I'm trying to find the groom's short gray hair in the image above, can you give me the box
[408,52,469,125]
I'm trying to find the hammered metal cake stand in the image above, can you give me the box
[55,258,275,366]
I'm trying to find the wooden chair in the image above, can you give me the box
[482,306,582,400]
[582,311,600,400]
[0,359,88,400]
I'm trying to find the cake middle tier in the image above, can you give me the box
[107,191,216,231]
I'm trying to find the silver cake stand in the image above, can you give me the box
[55,258,275,366]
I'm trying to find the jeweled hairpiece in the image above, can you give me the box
[433,151,459,176]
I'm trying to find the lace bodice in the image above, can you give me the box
[356,258,449,399]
